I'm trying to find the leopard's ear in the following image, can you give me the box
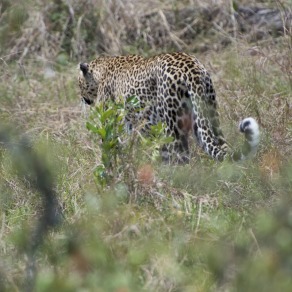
[80,63,89,75]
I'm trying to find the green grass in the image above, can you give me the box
[1,14,292,292]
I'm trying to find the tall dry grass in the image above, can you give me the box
[0,0,292,291]
[1,0,290,63]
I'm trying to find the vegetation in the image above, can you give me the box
[0,0,291,291]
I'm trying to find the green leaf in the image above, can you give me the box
[126,95,140,107]
[93,164,108,186]
[86,122,99,133]
[100,109,116,123]
[97,128,107,140]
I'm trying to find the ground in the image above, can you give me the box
[0,1,292,291]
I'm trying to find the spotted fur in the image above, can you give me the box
[78,52,259,162]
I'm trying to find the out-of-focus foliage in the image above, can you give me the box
[0,0,292,291]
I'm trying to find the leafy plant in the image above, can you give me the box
[86,96,172,189]
[86,98,126,187]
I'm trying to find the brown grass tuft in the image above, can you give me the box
[259,148,283,180]
[137,164,155,186]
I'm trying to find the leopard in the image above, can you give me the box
[78,52,260,163]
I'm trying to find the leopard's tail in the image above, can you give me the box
[230,117,260,161]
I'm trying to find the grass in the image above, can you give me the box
[1,1,292,291]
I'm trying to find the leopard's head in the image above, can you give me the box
[78,62,98,105]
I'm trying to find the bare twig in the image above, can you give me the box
[249,228,262,257]
[0,127,62,292]
[195,198,203,236]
